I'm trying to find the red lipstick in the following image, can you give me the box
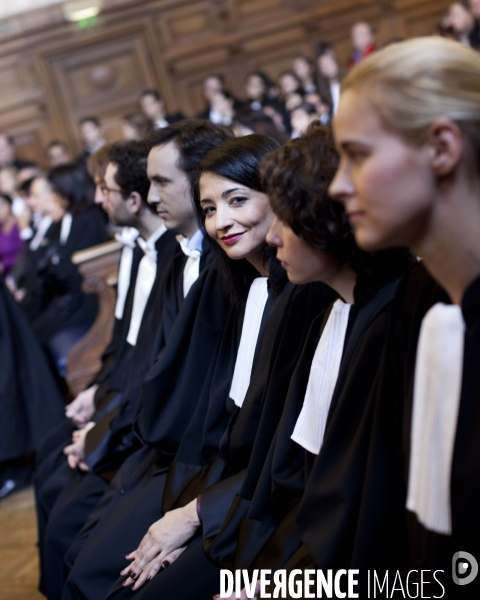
[220,232,245,246]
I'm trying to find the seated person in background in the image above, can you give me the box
[7,176,54,306]
[45,140,72,169]
[448,1,480,48]
[0,166,30,230]
[277,70,303,104]
[121,113,151,141]
[29,164,108,375]
[206,90,236,126]
[316,42,344,116]
[0,193,23,276]
[292,54,317,94]
[348,21,376,68]
[197,74,243,121]
[0,132,36,170]
[139,89,183,130]
[233,109,289,145]
[78,117,107,163]
[290,102,321,138]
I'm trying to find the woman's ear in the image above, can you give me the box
[426,119,464,177]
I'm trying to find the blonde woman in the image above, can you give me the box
[329,37,480,594]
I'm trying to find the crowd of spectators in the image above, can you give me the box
[0,2,477,389]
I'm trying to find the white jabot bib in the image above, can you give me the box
[176,230,204,298]
[126,224,166,346]
[406,303,465,535]
[59,213,73,245]
[30,216,52,250]
[229,277,269,408]
[114,227,139,320]
[291,299,351,454]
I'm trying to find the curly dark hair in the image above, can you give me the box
[261,121,415,277]
[108,140,154,212]
[147,119,233,190]
[192,134,288,304]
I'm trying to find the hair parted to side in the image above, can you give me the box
[193,134,287,303]
[108,140,153,208]
[342,37,480,155]
[147,119,234,186]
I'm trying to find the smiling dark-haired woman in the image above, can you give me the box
[201,123,418,600]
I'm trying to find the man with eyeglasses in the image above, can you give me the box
[35,138,179,599]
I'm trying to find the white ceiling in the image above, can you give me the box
[0,0,65,20]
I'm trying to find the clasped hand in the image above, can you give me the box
[63,421,95,471]
[120,499,200,590]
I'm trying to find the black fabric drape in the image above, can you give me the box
[0,278,65,461]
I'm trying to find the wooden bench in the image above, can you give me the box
[66,239,122,397]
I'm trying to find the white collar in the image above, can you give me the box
[175,229,204,255]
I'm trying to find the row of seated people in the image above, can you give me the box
[27,34,480,600]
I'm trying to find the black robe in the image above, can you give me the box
[29,208,108,345]
[0,278,65,462]
[404,274,480,597]
[181,255,412,593]
[37,230,179,599]
[62,295,242,600]
[106,282,336,600]
[43,239,235,600]
[280,263,450,598]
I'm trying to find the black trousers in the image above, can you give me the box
[43,470,108,599]
[35,455,78,594]
[62,447,167,600]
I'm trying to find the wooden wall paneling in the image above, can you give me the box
[0,0,460,163]
[36,22,166,154]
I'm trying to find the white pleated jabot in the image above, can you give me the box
[176,230,204,298]
[29,216,52,251]
[406,302,465,535]
[59,213,73,245]
[126,224,166,346]
[229,277,269,408]
[291,299,351,455]
[114,227,139,320]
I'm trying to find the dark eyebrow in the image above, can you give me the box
[199,198,212,206]
[150,174,171,183]
[222,187,245,198]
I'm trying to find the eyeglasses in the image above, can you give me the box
[99,185,122,196]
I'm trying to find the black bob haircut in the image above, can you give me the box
[192,134,288,304]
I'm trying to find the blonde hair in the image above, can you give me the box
[342,37,480,152]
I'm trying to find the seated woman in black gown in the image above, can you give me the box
[30,163,108,375]
[327,36,480,597]
[95,135,333,600]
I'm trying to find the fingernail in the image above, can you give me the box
[162,561,170,569]
[147,575,152,581]
[122,580,129,587]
